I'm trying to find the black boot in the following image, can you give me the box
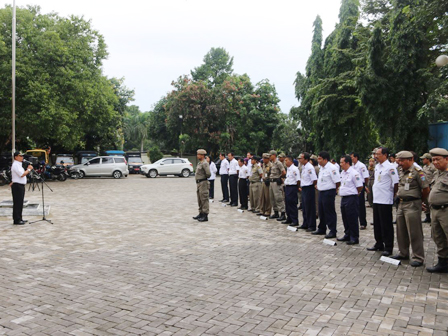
[423,214,431,223]
[427,258,448,273]
[193,213,203,220]
[198,214,208,222]
[276,212,286,221]
[269,211,279,219]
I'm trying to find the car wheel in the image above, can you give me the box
[113,170,122,179]
[181,169,190,178]
[79,170,85,179]
[148,169,158,178]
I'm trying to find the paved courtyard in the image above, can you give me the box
[0,175,447,336]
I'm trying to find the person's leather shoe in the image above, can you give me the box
[325,233,336,239]
[360,226,366,230]
[410,261,423,267]
[381,251,392,257]
[281,220,292,225]
[276,212,286,221]
[337,236,350,242]
[256,213,263,216]
[289,223,299,227]
[366,246,384,251]
[391,255,409,260]
[13,221,26,225]
[306,228,315,232]
[269,211,279,219]
[427,258,448,273]
[254,210,260,214]
[198,214,208,222]
[21,220,28,223]
[193,214,203,220]
[346,240,359,245]
[298,225,308,230]
[230,204,238,207]
[312,231,325,235]
[423,214,431,223]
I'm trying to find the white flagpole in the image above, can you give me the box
[11,0,16,157]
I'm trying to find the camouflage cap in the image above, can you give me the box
[396,151,413,159]
[420,153,432,160]
[269,150,277,156]
[310,154,318,160]
[197,149,207,155]
[278,153,286,158]
[429,148,448,157]
[262,153,270,159]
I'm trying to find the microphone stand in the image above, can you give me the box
[29,170,53,225]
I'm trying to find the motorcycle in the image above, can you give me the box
[43,164,67,181]
[64,166,80,179]
[0,168,11,186]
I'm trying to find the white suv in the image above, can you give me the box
[141,158,193,178]
[71,156,129,179]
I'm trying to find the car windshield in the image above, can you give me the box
[81,157,94,164]
[153,159,163,164]
[56,157,74,164]
[128,157,142,163]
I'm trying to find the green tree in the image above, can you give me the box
[191,47,234,86]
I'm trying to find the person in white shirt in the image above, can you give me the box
[389,153,398,169]
[10,152,33,225]
[206,156,217,200]
[298,152,318,231]
[367,147,399,256]
[351,152,370,230]
[237,158,249,210]
[338,155,364,245]
[331,159,341,172]
[227,152,239,206]
[218,153,230,202]
[283,156,301,226]
[314,151,341,238]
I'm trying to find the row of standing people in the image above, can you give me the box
[193,147,448,273]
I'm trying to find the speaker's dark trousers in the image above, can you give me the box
[229,174,238,205]
[341,195,359,241]
[318,189,337,234]
[220,174,229,201]
[238,178,248,208]
[302,185,316,230]
[285,185,299,225]
[208,179,215,199]
[358,185,367,227]
[11,183,25,223]
[373,203,394,252]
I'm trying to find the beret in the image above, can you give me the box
[429,148,448,157]
[197,149,207,155]
[278,153,286,158]
[262,153,270,159]
[269,150,277,155]
[420,153,432,160]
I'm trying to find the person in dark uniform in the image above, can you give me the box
[10,152,33,225]
[283,156,300,226]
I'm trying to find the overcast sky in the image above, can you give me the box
[21,0,341,113]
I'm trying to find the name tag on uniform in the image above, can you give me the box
[404,183,410,191]
[378,176,381,182]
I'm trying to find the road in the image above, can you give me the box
[0,175,446,335]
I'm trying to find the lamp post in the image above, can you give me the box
[179,115,183,157]
[11,0,16,158]
[436,55,448,67]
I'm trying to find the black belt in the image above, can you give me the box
[285,184,298,187]
[432,204,448,210]
[399,197,420,202]
[196,179,207,183]
[341,195,357,198]
[229,174,238,176]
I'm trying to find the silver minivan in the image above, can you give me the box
[71,156,129,179]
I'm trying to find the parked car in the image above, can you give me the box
[126,151,144,174]
[76,151,98,164]
[70,156,129,179]
[55,154,75,168]
[104,150,126,157]
[141,158,193,178]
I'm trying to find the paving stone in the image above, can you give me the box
[0,176,446,335]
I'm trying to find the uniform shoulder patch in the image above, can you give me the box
[419,172,426,181]
[355,174,360,180]
[332,170,336,175]
[390,169,396,175]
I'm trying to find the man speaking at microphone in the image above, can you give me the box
[10,152,33,225]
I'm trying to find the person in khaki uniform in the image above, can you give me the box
[269,150,286,220]
[258,153,272,217]
[193,149,211,222]
[427,148,448,273]
[421,153,437,223]
[249,156,263,213]
[391,151,429,267]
